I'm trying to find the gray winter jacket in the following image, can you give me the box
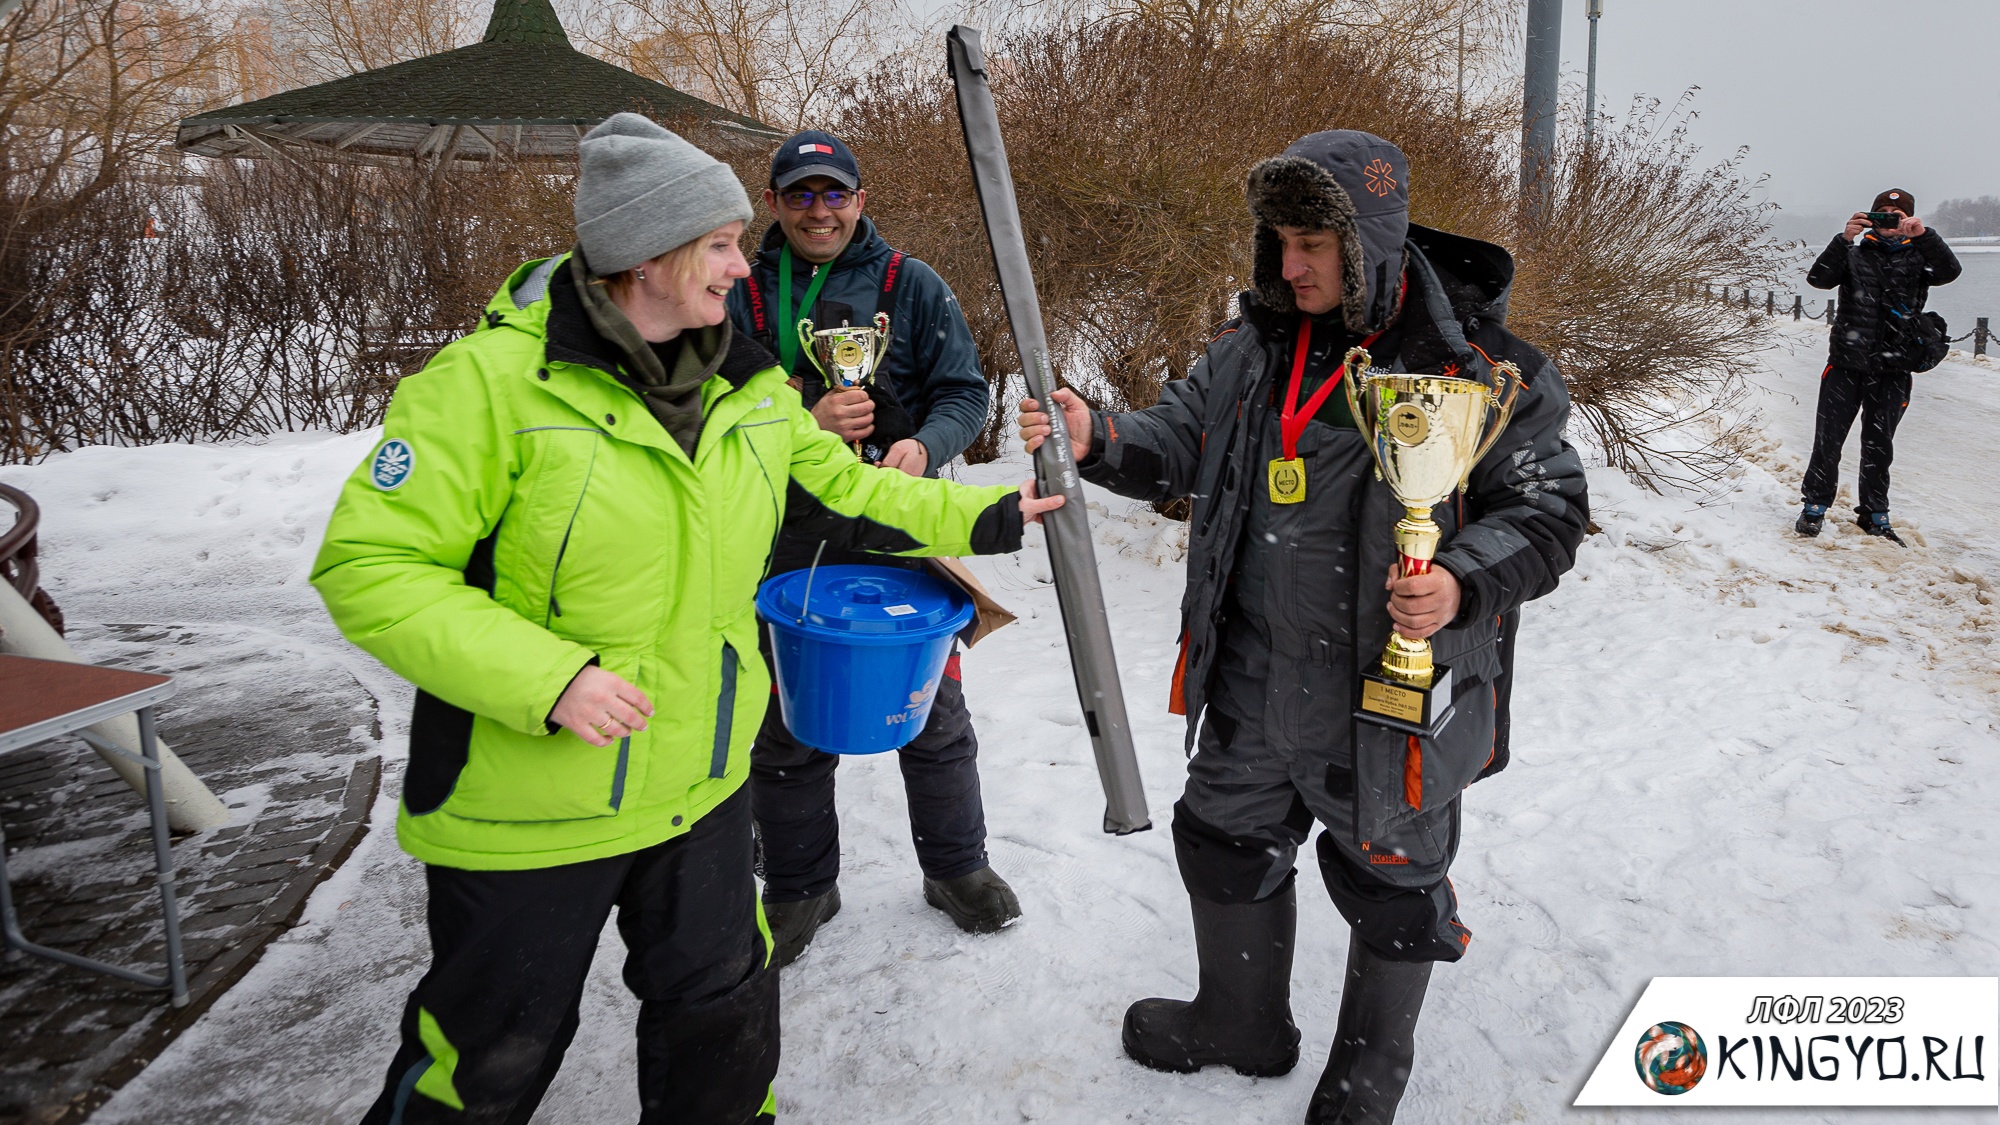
[1079,223,1588,840]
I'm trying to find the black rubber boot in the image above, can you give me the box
[1795,504,1826,537]
[1122,883,1301,1077]
[764,886,840,969]
[922,865,1022,933]
[1306,933,1433,1124]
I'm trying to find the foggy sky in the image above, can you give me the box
[1565,0,1999,217]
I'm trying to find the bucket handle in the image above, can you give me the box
[795,540,827,625]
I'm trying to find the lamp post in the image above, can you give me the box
[1521,0,1563,214]
[1584,0,1603,148]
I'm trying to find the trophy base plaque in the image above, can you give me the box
[1356,661,1455,737]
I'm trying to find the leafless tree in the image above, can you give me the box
[274,0,479,82]
[587,0,899,131]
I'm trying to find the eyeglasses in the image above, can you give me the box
[777,188,856,211]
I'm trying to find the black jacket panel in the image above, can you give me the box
[1808,229,1961,374]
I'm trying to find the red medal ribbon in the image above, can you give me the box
[1279,315,1388,461]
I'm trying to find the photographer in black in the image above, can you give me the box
[1798,188,1960,545]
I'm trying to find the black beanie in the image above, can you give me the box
[1871,188,1916,216]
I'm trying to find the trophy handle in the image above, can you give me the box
[870,311,893,376]
[796,318,831,387]
[1339,346,1387,482]
[1460,361,1524,491]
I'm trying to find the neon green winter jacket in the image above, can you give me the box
[312,256,1018,871]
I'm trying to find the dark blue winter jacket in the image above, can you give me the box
[726,217,989,471]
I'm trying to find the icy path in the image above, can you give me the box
[4,328,1992,1124]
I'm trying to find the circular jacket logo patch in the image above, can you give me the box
[370,439,414,491]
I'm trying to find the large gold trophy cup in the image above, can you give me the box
[798,312,893,460]
[1342,347,1520,734]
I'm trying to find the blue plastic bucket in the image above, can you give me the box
[755,564,974,755]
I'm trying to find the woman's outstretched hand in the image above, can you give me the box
[551,665,654,747]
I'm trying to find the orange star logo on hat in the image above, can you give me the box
[1364,158,1398,198]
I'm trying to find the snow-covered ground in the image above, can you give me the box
[5,321,1996,1124]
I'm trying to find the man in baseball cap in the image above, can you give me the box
[770,128,860,192]
[728,132,1015,966]
[1798,187,1961,543]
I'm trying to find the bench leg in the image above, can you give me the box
[0,707,190,1003]
[139,706,190,1007]
[0,815,25,963]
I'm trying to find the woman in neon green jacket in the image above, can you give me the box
[313,113,1059,1125]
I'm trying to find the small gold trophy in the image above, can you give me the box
[798,312,893,459]
[1342,347,1520,734]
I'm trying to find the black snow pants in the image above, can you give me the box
[1802,363,1912,517]
[358,788,777,1125]
[751,654,989,903]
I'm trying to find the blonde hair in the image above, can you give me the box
[600,227,721,303]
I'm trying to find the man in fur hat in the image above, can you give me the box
[1021,130,1589,1122]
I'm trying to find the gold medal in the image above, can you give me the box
[1268,457,1305,504]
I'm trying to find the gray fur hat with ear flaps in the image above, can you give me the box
[1246,129,1411,334]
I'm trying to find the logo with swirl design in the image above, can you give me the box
[1634,1021,1707,1095]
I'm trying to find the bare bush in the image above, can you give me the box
[837,6,1518,437]
[159,157,574,434]
[837,7,1783,486]
[0,0,228,459]
[1,151,578,460]
[1508,100,1784,487]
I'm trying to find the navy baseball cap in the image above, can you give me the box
[770,130,860,190]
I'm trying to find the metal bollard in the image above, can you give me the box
[1792,294,1802,321]
[1977,317,1989,358]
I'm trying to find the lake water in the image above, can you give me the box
[1927,245,2000,337]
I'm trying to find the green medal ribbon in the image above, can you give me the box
[775,244,832,378]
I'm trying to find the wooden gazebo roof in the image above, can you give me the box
[175,0,776,161]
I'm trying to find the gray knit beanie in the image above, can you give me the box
[574,113,752,276]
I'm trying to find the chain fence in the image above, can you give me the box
[1700,283,1992,358]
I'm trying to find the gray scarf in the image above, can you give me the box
[569,249,728,457]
